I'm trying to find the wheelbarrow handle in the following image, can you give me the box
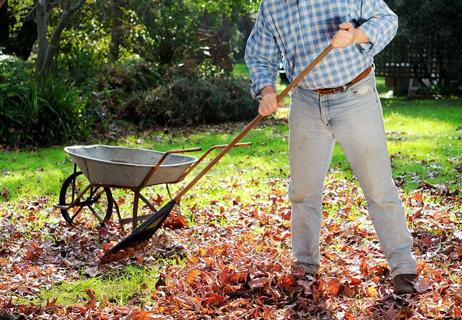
[209,142,252,149]
[165,147,202,153]
[139,147,202,188]
[174,142,253,182]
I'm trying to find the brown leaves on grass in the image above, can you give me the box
[1,187,9,201]
[100,240,149,264]
[1,176,461,319]
[163,208,187,230]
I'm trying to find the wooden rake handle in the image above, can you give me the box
[174,44,333,201]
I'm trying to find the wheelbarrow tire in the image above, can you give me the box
[59,171,113,226]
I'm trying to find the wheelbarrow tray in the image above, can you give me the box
[65,145,197,188]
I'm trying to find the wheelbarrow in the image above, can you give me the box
[57,143,251,231]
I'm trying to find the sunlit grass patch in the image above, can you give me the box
[39,264,161,306]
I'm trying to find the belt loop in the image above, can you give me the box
[342,85,347,92]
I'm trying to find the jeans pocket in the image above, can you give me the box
[348,82,373,97]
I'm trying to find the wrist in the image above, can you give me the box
[352,29,360,44]
[260,85,276,98]
[352,27,369,44]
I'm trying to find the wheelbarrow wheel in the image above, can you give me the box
[59,171,113,226]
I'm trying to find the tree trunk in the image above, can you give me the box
[36,0,49,74]
[109,0,124,62]
[36,0,85,77]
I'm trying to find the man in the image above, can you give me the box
[245,0,417,294]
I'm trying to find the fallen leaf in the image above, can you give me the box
[203,293,226,307]
[84,288,97,309]
[186,269,202,285]
[325,278,341,296]
[164,210,187,230]
[414,280,431,294]
[45,298,58,311]
[1,187,9,201]
[454,288,462,303]
[366,286,378,297]
[248,277,269,289]
[279,274,296,290]
[360,258,369,277]
[419,237,433,249]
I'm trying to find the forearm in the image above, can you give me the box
[245,57,279,97]
[357,0,399,55]
[260,85,276,97]
[353,28,369,44]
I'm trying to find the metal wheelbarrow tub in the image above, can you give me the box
[64,145,197,188]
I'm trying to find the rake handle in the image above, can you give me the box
[174,44,333,202]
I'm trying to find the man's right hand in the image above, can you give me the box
[258,86,283,116]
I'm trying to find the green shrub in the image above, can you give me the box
[98,59,162,92]
[133,76,257,127]
[95,59,162,117]
[93,60,257,128]
[0,55,90,147]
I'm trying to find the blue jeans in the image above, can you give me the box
[289,71,417,277]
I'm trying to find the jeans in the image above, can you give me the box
[288,71,417,278]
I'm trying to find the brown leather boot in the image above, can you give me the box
[393,274,416,295]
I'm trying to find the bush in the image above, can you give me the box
[133,76,257,127]
[0,55,90,147]
[92,59,163,122]
[92,60,257,128]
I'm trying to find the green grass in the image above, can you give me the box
[39,264,160,306]
[382,98,462,189]
[1,99,461,205]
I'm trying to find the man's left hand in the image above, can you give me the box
[331,22,370,48]
[331,22,357,48]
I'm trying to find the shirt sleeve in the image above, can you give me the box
[244,4,282,98]
[357,0,398,57]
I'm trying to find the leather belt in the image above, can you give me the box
[314,66,373,95]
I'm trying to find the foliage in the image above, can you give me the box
[129,0,200,66]
[0,0,37,60]
[186,0,259,16]
[129,75,257,126]
[383,0,462,93]
[0,55,90,147]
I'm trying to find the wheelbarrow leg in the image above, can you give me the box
[132,191,140,231]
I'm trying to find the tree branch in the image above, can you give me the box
[37,0,85,76]
[69,0,85,14]
[62,0,71,11]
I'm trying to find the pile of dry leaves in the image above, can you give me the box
[0,176,461,319]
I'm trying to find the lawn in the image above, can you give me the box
[1,98,461,203]
[1,90,461,318]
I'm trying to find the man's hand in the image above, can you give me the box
[258,86,283,116]
[331,22,369,48]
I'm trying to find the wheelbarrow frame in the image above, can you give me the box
[56,143,251,230]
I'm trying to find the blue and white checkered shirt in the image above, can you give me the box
[245,0,398,95]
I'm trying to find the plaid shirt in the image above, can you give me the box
[245,0,398,95]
